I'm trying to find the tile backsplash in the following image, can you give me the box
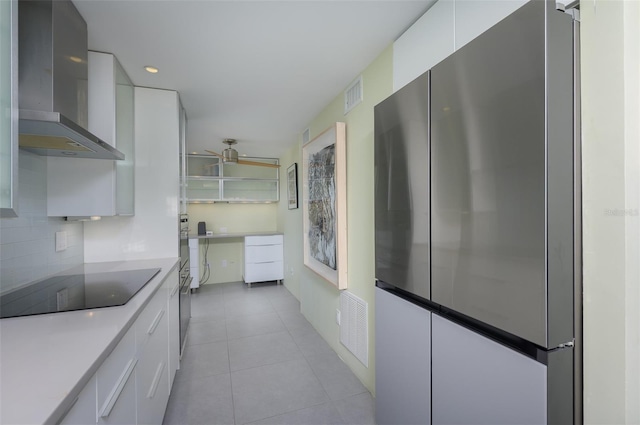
[0,151,84,294]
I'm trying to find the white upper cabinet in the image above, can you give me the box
[454,0,528,50]
[47,52,135,217]
[393,0,454,92]
[0,0,18,217]
[393,0,529,92]
[186,154,279,203]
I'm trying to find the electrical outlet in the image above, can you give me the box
[55,231,67,252]
[289,266,294,276]
[336,309,341,325]
[221,259,227,267]
[219,227,227,233]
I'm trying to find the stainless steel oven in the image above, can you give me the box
[179,214,191,354]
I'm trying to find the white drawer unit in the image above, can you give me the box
[189,238,200,289]
[244,234,284,286]
[58,268,178,425]
[136,272,171,425]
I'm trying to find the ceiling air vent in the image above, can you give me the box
[302,128,310,144]
[344,75,363,115]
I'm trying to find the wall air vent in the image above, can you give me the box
[302,128,310,144]
[340,290,369,367]
[344,75,363,115]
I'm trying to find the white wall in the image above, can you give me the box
[581,0,640,423]
[0,151,84,293]
[83,87,180,262]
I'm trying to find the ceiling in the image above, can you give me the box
[73,0,434,159]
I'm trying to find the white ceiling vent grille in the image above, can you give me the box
[344,75,363,115]
[339,290,369,367]
[302,128,310,144]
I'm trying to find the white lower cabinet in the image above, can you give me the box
[167,276,180,390]
[136,270,172,425]
[58,375,97,425]
[59,268,179,425]
[244,235,283,284]
[97,326,137,425]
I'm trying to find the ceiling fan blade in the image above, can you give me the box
[205,150,224,159]
[237,159,280,168]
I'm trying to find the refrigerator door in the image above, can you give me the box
[430,1,547,346]
[374,72,430,300]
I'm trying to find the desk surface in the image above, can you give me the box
[188,231,283,240]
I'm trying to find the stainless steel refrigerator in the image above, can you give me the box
[374,1,581,424]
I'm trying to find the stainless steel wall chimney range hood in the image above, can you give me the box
[18,0,124,160]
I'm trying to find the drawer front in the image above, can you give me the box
[167,275,180,390]
[245,234,283,246]
[59,375,97,425]
[135,288,166,350]
[245,261,284,283]
[96,326,136,417]
[97,368,136,425]
[137,306,169,425]
[245,245,283,263]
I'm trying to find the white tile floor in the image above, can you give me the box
[162,281,376,425]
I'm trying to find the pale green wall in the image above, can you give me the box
[277,143,303,300]
[187,203,278,284]
[581,1,640,423]
[284,45,394,395]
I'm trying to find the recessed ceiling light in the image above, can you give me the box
[191,151,198,154]
[69,56,83,63]
[144,66,159,74]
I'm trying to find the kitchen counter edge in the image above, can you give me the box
[0,257,180,425]
[187,231,283,239]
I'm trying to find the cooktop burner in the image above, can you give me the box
[0,268,161,319]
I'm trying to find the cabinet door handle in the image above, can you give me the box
[147,361,166,399]
[181,278,193,294]
[99,357,137,418]
[147,309,165,335]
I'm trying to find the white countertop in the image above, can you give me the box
[0,257,180,425]
[188,231,283,239]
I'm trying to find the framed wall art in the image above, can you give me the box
[302,122,347,290]
[287,163,298,209]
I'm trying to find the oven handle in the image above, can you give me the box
[181,277,193,294]
[170,282,179,298]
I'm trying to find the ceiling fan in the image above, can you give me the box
[206,139,280,168]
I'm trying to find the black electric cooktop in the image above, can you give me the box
[0,268,161,319]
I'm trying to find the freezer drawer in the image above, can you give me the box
[375,287,431,425]
[431,314,547,425]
